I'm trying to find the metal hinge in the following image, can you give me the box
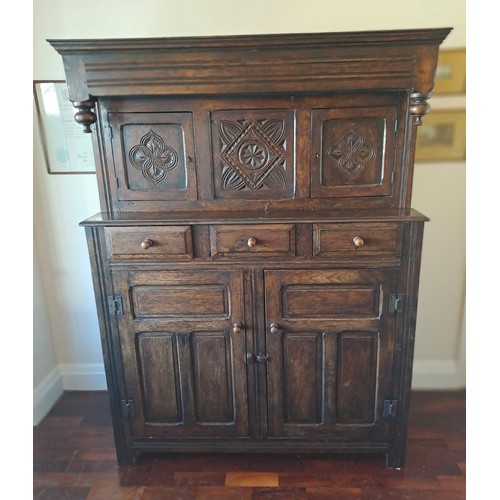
[383,399,398,419]
[389,294,405,314]
[120,399,136,418]
[108,295,123,316]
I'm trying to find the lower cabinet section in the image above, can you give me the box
[106,265,402,462]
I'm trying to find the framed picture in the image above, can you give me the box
[433,49,466,95]
[34,80,96,174]
[415,109,466,162]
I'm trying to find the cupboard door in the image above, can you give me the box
[311,105,398,199]
[210,109,295,200]
[264,269,398,440]
[112,270,249,438]
[108,111,198,203]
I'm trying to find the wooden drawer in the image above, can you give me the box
[313,222,402,257]
[105,226,193,260]
[210,224,295,258]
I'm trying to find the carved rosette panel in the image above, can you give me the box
[326,124,377,179]
[129,129,179,185]
[219,119,287,191]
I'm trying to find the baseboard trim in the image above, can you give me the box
[33,367,64,425]
[59,363,108,390]
[411,359,465,390]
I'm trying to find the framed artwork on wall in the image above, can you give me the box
[33,80,96,174]
[415,109,466,162]
[433,49,466,95]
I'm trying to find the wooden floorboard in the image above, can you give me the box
[33,390,465,499]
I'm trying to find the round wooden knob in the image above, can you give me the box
[141,239,153,250]
[270,323,279,335]
[352,236,364,248]
[247,237,257,248]
[232,322,242,334]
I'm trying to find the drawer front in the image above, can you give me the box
[105,226,193,260]
[313,223,402,257]
[210,224,295,258]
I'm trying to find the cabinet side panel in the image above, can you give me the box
[84,227,134,464]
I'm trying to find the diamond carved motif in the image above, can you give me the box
[219,119,287,191]
[129,129,178,185]
[326,124,376,179]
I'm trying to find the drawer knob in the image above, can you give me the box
[353,236,364,248]
[141,239,153,250]
[232,322,242,334]
[247,237,257,248]
[270,323,279,335]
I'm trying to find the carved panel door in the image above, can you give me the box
[264,269,398,440]
[112,269,249,438]
[108,111,198,203]
[311,105,398,199]
[211,109,295,200]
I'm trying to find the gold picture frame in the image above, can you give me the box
[415,109,466,162]
[433,49,466,95]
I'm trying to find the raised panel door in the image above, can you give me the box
[264,269,398,440]
[112,269,249,438]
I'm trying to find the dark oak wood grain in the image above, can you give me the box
[51,29,450,468]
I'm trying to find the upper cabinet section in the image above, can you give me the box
[49,28,451,214]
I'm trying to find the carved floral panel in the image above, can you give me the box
[311,106,398,199]
[113,111,198,203]
[326,124,377,180]
[212,111,294,199]
[129,129,179,185]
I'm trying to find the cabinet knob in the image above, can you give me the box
[141,239,153,249]
[247,237,257,248]
[232,322,242,334]
[270,323,279,335]
[352,236,364,248]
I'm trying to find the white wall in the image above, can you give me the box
[33,0,466,423]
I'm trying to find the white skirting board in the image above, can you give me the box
[411,359,465,390]
[33,363,107,425]
[33,367,64,426]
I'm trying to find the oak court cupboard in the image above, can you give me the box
[50,27,451,468]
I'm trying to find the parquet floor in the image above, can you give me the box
[33,390,465,499]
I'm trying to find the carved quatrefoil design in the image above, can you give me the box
[326,124,376,179]
[219,119,287,191]
[129,129,178,185]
